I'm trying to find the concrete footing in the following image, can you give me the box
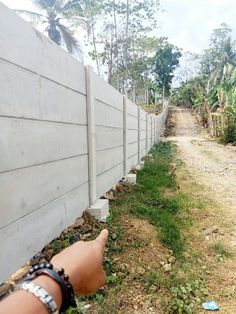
[134,161,145,171]
[88,199,109,222]
[125,173,137,185]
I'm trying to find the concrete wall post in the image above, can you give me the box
[138,107,141,163]
[151,115,153,146]
[154,115,156,143]
[86,66,97,205]
[123,95,128,176]
[146,113,148,154]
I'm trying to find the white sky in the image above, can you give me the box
[157,0,236,53]
[1,0,236,54]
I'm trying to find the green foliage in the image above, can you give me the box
[211,242,233,258]
[81,0,161,99]
[200,23,233,76]
[128,142,187,257]
[16,0,82,53]
[171,23,236,144]
[144,271,162,291]
[63,232,75,248]
[220,103,236,145]
[170,280,206,314]
[51,239,62,253]
[152,38,182,96]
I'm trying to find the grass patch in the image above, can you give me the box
[170,280,207,313]
[211,242,233,258]
[127,142,187,257]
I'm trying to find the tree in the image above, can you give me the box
[200,23,233,77]
[16,0,84,54]
[77,0,104,75]
[82,0,160,96]
[152,38,182,98]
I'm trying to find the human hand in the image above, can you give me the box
[51,229,109,295]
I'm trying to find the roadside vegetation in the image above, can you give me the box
[170,23,236,145]
[62,141,224,314]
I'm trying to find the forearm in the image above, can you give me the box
[0,275,62,314]
[0,229,108,314]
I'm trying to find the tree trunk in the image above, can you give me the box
[91,20,101,77]
[112,0,119,89]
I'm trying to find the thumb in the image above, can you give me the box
[96,229,109,249]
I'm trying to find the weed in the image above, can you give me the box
[51,239,62,253]
[170,280,207,314]
[63,232,77,248]
[176,158,185,167]
[128,142,187,257]
[211,242,232,258]
[107,274,122,285]
[144,271,162,291]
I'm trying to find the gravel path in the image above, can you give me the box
[169,108,236,219]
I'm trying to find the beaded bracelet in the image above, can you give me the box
[24,263,76,312]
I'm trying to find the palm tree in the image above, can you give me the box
[16,0,85,54]
[208,37,236,85]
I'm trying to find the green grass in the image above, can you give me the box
[211,242,233,258]
[67,141,207,314]
[117,142,188,257]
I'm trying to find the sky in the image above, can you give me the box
[1,0,236,54]
[157,0,236,53]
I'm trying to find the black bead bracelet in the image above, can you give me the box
[24,263,76,312]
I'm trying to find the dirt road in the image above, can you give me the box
[169,108,236,227]
[169,108,236,313]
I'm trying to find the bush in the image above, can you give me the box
[220,105,236,145]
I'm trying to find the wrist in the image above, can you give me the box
[50,257,81,293]
[33,275,62,310]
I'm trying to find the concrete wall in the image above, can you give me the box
[0,3,168,283]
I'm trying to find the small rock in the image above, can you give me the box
[203,226,219,237]
[120,263,128,272]
[84,304,92,309]
[30,253,44,266]
[44,249,54,261]
[73,218,85,228]
[137,267,146,275]
[168,256,176,263]
[149,284,158,293]
[112,233,117,240]
[59,234,65,241]
[80,233,91,240]
[218,229,225,236]
[163,263,172,272]
[0,283,13,298]
[183,252,190,258]
[11,266,30,282]
[159,261,165,266]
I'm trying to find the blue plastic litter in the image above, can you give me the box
[202,300,220,311]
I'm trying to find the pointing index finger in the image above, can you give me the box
[96,229,109,249]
